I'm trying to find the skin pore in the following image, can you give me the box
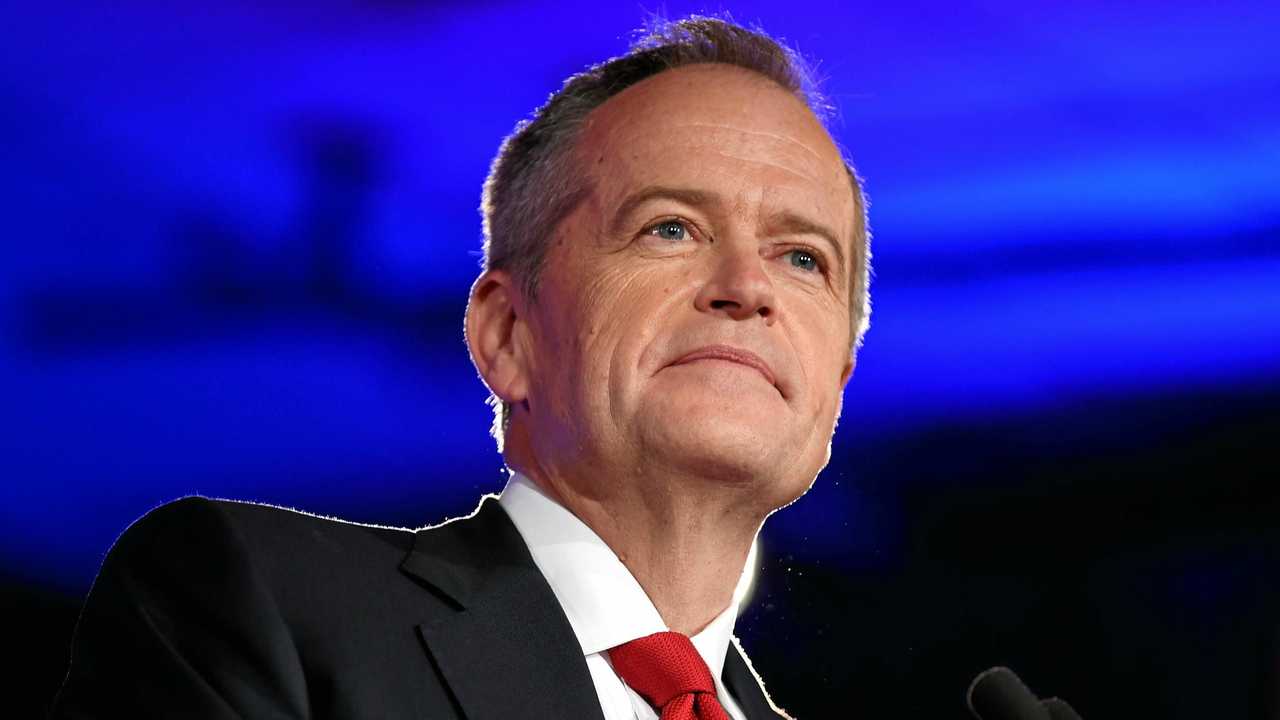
[466,63,857,636]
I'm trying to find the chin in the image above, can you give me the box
[637,405,817,509]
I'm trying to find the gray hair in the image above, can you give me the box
[478,15,872,449]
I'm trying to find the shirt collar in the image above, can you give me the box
[498,471,749,678]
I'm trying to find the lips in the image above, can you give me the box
[670,344,777,387]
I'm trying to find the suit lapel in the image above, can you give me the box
[723,636,790,720]
[399,497,604,720]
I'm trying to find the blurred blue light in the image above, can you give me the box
[3,0,1278,586]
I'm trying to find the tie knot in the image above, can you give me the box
[608,631,718,709]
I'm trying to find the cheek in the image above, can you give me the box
[796,305,851,405]
[576,261,694,399]
[579,260,686,333]
[539,266,640,401]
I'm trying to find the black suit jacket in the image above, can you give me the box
[53,495,790,719]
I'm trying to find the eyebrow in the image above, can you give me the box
[608,185,720,236]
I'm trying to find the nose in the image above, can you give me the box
[693,242,777,324]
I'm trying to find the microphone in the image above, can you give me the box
[1041,697,1084,720]
[967,666,1083,720]
[966,666,1050,720]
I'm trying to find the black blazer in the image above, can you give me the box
[52,495,790,719]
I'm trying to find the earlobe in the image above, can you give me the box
[465,271,530,404]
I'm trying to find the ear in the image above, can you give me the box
[465,270,530,405]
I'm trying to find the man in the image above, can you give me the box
[53,15,870,720]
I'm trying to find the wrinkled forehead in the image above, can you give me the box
[576,64,854,226]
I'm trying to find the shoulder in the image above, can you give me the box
[126,493,414,533]
[118,492,416,541]
[90,494,461,648]
[106,495,419,586]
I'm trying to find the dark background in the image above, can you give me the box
[4,1,1278,717]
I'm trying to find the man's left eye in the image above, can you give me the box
[787,249,820,272]
[647,220,688,241]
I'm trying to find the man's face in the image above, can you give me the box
[516,63,856,509]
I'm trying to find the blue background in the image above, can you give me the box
[5,1,1279,716]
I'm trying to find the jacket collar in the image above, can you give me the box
[724,636,792,719]
[399,495,786,720]
[398,495,605,720]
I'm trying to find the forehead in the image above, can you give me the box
[576,64,853,228]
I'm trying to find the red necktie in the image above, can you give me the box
[608,631,732,720]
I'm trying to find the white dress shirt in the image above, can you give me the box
[499,472,751,720]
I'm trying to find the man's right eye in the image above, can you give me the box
[646,220,689,241]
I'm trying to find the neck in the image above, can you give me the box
[506,432,763,636]
[552,476,760,636]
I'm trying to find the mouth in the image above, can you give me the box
[670,344,778,389]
